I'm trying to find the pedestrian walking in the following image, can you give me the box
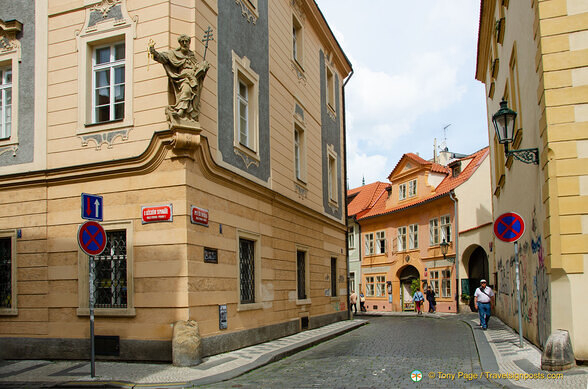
[474,279,495,330]
[349,291,358,314]
[413,287,424,315]
[359,292,367,312]
[426,286,436,313]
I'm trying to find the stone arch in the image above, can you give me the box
[397,265,420,311]
[462,244,489,311]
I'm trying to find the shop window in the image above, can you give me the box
[375,276,386,297]
[430,271,440,296]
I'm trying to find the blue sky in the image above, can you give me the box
[315,1,489,189]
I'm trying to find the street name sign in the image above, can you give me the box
[141,204,173,224]
[191,205,209,226]
[81,193,103,221]
[494,212,525,243]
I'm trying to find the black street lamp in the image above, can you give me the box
[440,239,449,259]
[492,99,539,164]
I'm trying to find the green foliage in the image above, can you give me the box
[410,279,420,296]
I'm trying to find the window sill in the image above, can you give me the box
[0,308,18,316]
[237,302,264,311]
[77,307,136,317]
[79,118,133,135]
[296,298,311,306]
[234,143,260,164]
[292,59,305,74]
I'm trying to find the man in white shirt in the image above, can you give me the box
[474,279,495,330]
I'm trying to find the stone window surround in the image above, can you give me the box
[237,229,263,311]
[77,220,135,317]
[232,51,260,163]
[0,38,20,151]
[295,244,311,305]
[75,2,136,137]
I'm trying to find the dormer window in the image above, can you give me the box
[399,183,407,200]
[450,161,461,177]
[408,179,417,197]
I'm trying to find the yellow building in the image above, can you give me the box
[476,0,588,362]
[0,0,352,361]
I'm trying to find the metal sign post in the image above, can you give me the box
[494,212,525,349]
[514,241,523,348]
[89,256,96,377]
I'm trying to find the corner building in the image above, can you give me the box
[0,0,352,361]
[476,0,588,360]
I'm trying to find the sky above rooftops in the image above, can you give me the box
[315,0,489,189]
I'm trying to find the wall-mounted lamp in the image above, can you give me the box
[440,239,449,259]
[492,99,539,165]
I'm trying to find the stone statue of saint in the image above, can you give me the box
[149,34,210,123]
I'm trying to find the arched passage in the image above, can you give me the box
[397,265,420,311]
[466,245,489,311]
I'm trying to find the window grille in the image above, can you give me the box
[0,237,11,308]
[240,238,255,304]
[91,230,127,308]
[330,257,337,297]
[297,251,306,300]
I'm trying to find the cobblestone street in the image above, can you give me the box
[204,315,495,388]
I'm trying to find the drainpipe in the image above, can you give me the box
[449,190,459,313]
[343,69,354,320]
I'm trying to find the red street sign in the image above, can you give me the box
[142,204,173,224]
[191,206,209,227]
[494,212,525,243]
[78,221,107,256]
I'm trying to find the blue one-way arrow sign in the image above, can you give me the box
[81,193,103,221]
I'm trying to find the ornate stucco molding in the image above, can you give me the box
[234,148,260,169]
[80,128,131,150]
[0,19,22,61]
[0,145,18,158]
[235,0,258,24]
[291,0,306,22]
[291,61,307,86]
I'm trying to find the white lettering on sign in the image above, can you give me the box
[191,205,209,227]
[141,204,173,224]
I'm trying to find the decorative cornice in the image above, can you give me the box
[291,0,306,22]
[0,19,22,58]
[90,0,121,18]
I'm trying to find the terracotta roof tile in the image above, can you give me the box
[347,181,389,218]
[357,147,489,220]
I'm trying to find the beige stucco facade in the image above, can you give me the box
[0,0,352,361]
[476,0,588,360]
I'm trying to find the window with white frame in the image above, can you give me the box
[365,276,375,297]
[232,52,260,159]
[441,215,452,243]
[0,66,12,139]
[376,231,386,254]
[0,231,17,315]
[430,270,440,296]
[349,272,355,293]
[408,179,417,197]
[294,124,306,181]
[409,223,419,249]
[429,218,439,246]
[326,65,335,110]
[327,145,338,203]
[441,269,451,297]
[292,14,303,66]
[397,226,407,251]
[399,183,407,200]
[376,276,386,297]
[92,42,125,124]
[364,232,374,255]
[348,226,355,249]
[76,7,136,134]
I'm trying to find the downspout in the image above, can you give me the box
[449,189,459,313]
[342,69,354,320]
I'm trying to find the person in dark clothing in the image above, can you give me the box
[426,287,436,313]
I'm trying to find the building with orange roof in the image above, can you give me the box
[351,147,492,313]
[346,182,389,296]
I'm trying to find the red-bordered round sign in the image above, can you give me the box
[494,212,525,243]
[78,221,107,256]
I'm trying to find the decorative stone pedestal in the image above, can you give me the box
[541,329,575,371]
[172,320,202,367]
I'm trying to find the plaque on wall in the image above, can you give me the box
[219,304,228,330]
[204,248,218,263]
